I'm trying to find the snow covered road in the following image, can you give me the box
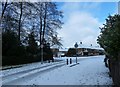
[1,55,113,85]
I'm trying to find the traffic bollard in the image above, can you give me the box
[70,58,72,64]
[67,59,68,65]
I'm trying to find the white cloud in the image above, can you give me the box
[58,3,102,48]
[52,0,119,2]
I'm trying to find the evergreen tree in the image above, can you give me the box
[67,48,76,57]
[43,42,53,61]
[2,30,27,65]
[97,14,120,85]
[2,30,19,56]
[97,14,120,60]
[26,31,38,57]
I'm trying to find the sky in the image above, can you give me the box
[56,2,118,48]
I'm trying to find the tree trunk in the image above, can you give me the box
[42,2,47,42]
[40,16,42,45]
[18,2,23,42]
[1,0,8,18]
[39,3,44,63]
[39,3,43,46]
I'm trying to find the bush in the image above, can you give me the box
[67,48,76,57]
[2,30,28,66]
[97,14,120,85]
[98,15,120,60]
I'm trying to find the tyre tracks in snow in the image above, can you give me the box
[2,61,66,85]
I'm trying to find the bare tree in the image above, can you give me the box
[2,2,63,47]
[1,0,8,18]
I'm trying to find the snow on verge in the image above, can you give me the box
[4,55,113,85]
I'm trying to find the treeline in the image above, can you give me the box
[1,2,63,66]
[97,14,120,85]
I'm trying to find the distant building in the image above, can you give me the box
[51,48,59,57]
[58,48,68,57]
[51,43,104,57]
[79,44,104,56]
[66,43,104,57]
[51,47,68,58]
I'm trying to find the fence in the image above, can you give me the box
[108,56,120,85]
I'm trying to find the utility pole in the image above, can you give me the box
[41,43,43,64]
[74,42,78,64]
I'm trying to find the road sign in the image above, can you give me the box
[74,42,78,48]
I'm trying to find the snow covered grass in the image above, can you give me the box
[2,62,66,85]
[1,60,63,77]
[0,56,98,77]
[2,55,113,85]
